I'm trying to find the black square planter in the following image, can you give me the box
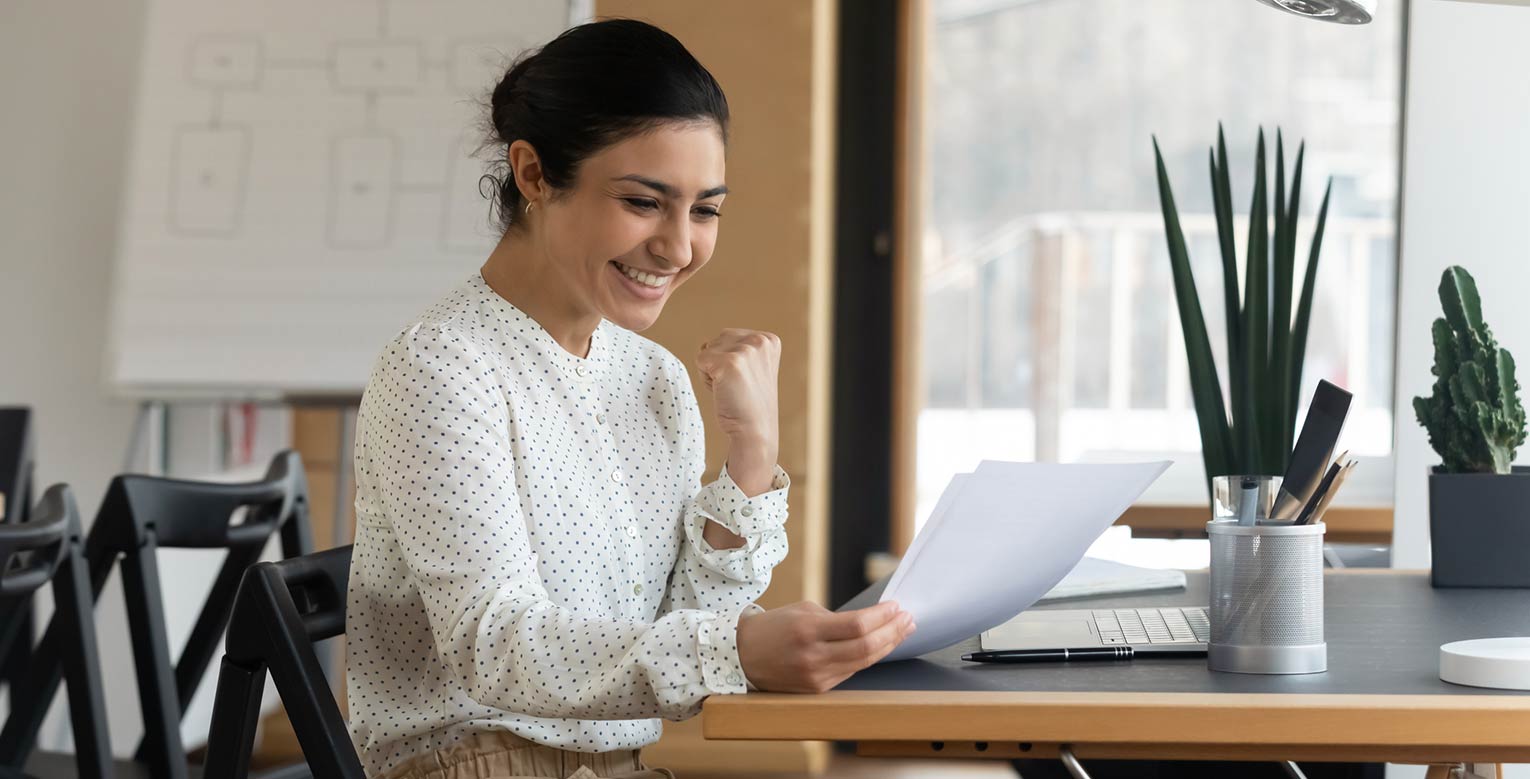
[1429,465,1530,588]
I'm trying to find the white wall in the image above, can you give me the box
[0,0,150,753]
[0,3,146,523]
[1,0,296,756]
[1390,1,1530,777]
[1392,0,1530,568]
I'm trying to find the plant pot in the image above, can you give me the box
[1429,466,1530,588]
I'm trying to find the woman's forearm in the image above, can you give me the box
[723,433,778,496]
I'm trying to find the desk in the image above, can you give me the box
[703,571,1530,765]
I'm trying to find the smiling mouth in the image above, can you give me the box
[612,260,672,289]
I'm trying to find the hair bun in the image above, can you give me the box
[490,54,535,133]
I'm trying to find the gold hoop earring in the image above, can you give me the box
[524,201,535,215]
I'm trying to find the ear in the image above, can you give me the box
[507,139,549,205]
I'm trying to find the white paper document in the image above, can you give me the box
[1036,556,1187,603]
[877,460,1172,661]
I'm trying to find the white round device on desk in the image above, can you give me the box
[1440,638,1530,690]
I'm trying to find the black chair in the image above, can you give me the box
[0,408,36,527]
[0,408,38,701]
[202,546,362,779]
[0,485,112,779]
[1,451,314,779]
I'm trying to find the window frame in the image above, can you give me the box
[834,0,1413,570]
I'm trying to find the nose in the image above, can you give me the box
[648,210,693,271]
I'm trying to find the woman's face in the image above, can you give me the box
[538,121,727,332]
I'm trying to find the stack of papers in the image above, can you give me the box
[878,460,1171,661]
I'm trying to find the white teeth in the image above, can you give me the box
[616,262,668,289]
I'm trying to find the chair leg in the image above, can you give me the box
[0,608,63,767]
[1424,766,1500,779]
[137,544,263,763]
[56,544,114,779]
[203,657,268,779]
[0,603,31,702]
[120,542,190,779]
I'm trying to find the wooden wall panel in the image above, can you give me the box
[591,1,838,773]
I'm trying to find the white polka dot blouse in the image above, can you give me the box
[345,272,791,777]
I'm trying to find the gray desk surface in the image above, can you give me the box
[838,571,1530,696]
[706,571,1530,761]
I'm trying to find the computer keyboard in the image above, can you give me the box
[1093,607,1209,645]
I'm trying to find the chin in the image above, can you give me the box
[605,303,664,332]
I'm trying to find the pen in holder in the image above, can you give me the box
[1212,474,1282,526]
[1206,517,1327,674]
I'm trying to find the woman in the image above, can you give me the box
[346,19,916,779]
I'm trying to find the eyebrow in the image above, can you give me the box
[613,175,728,200]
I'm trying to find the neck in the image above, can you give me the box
[480,229,602,358]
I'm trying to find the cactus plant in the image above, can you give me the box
[1413,266,1527,474]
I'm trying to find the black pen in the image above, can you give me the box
[962,647,1205,663]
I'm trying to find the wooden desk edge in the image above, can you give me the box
[703,691,1530,753]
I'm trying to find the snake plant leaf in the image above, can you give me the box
[1213,127,1241,341]
[1210,143,1244,462]
[1243,130,1270,473]
[1282,142,1305,447]
[1270,132,1293,466]
[1289,179,1332,420]
[1154,136,1233,487]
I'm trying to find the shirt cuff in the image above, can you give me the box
[702,464,791,537]
[697,603,765,695]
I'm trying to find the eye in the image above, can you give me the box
[622,197,660,212]
[693,206,722,220]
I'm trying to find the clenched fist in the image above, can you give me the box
[696,329,781,503]
[696,328,781,447]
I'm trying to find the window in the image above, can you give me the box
[912,0,1404,533]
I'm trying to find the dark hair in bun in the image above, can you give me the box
[479,18,730,233]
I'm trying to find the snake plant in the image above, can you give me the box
[1413,266,1526,474]
[1152,126,1333,497]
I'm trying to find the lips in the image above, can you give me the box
[612,260,672,289]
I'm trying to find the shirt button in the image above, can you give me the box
[740,505,754,517]
[575,365,587,377]
[625,525,638,538]
[727,672,744,686]
[596,412,608,425]
[632,583,644,596]
[611,470,624,484]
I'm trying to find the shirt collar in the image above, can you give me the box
[471,272,610,381]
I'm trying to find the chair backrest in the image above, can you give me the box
[0,490,65,600]
[8,450,315,779]
[203,546,362,779]
[0,407,38,703]
[0,407,35,526]
[0,485,114,779]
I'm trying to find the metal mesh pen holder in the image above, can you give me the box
[1206,519,1327,674]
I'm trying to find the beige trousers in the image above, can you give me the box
[378,731,676,779]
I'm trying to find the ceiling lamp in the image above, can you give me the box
[1253,0,1376,23]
